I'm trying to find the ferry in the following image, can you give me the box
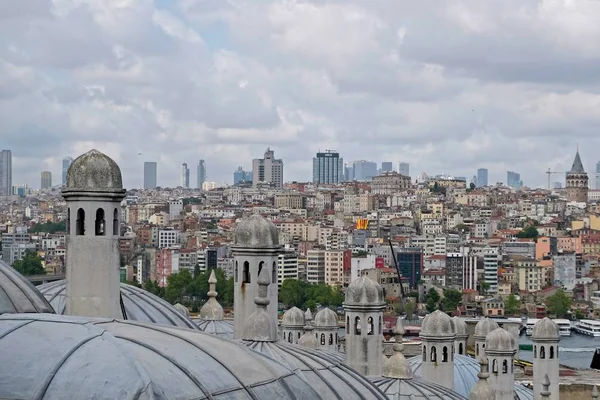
[554,319,572,336]
[525,318,539,336]
[574,319,600,337]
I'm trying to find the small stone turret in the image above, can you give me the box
[473,317,499,362]
[314,307,339,352]
[452,316,468,355]
[174,303,190,317]
[485,327,516,400]
[532,318,560,400]
[200,270,224,320]
[419,310,456,390]
[382,318,412,379]
[298,309,318,349]
[469,359,494,400]
[281,306,305,344]
[242,267,277,342]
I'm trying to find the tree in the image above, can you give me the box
[545,289,572,318]
[574,309,585,320]
[13,252,45,276]
[505,294,520,315]
[469,182,476,190]
[164,269,194,304]
[479,281,490,296]
[279,279,308,308]
[30,221,66,234]
[517,226,539,239]
[425,288,440,313]
[440,288,462,313]
[455,224,470,234]
[143,280,163,297]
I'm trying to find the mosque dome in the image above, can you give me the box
[372,377,467,400]
[314,307,338,328]
[408,354,533,399]
[233,214,279,248]
[195,319,235,340]
[473,317,499,340]
[532,317,560,341]
[282,307,305,327]
[0,313,323,400]
[420,310,455,339]
[64,149,124,192]
[485,328,516,353]
[452,316,468,338]
[344,276,385,307]
[0,260,54,314]
[242,341,387,399]
[174,303,190,317]
[37,280,199,330]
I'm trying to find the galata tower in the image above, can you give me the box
[565,150,588,202]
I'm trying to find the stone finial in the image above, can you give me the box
[199,270,224,320]
[469,358,494,400]
[592,384,599,400]
[540,374,551,399]
[298,308,318,349]
[242,267,277,341]
[382,318,412,379]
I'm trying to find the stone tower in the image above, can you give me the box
[419,310,456,390]
[485,327,516,400]
[473,317,499,362]
[566,150,588,202]
[314,307,339,352]
[232,214,281,339]
[281,306,305,344]
[452,316,468,355]
[532,318,560,400]
[344,276,386,377]
[62,149,126,319]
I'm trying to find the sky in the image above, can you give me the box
[2,0,600,189]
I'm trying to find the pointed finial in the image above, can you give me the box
[469,358,493,400]
[200,269,224,320]
[592,384,599,400]
[540,374,551,398]
[298,308,318,348]
[383,317,412,379]
[242,266,277,341]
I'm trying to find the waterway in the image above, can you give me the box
[518,334,599,369]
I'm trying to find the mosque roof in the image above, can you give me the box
[0,313,322,400]
[195,319,234,340]
[314,307,338,328]
[234,214,279,248]
[0,260,54,315]
[64,149,124,192]
[344,276,385,307]
[532,317,560,340]
[37,280,199,330]
[242,340,387,399]
[408,354,533,400]
[282,307,305,327]
[372,377,467,400]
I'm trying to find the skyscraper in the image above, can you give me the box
[252,148,283,188]
[398,162,410,177]
[62,157,73,185]
[596,161,600,189]
[197,160,206,189]
[477,168,488,187]
[143,162,157,189]
[233,167,252,185]
[381,162,393,173]
[180,163,190,188]
[40,171,52,190]
[0,150,12,196]
[507,171,522,189]
[352,160,378,181]
[312,150,344,185]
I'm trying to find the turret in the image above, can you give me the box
[314,307,339,352]
[485,327,516,400]
[532,318,560,400]
[419,310,456,390]
[452,316,468,355]
[200,270,224,320]
[242,267,277,342]
[62,149,126,318]
[473,317,499,362]
[281,307,304,344]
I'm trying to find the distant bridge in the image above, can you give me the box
[26,274,65,284]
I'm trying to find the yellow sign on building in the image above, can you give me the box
[356,219,369,230]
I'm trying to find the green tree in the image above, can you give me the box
[505,294,520,315]
[279,279,308,308]
[404,301,415,319]
[517,226,539,239]
[164,269,194,304]
[479,281,490,296]
[30,221,66,234]
[440,288,462,313]
[425,288,440,313]
[574,309,585,320]
[545,289,572,318]
[143,280,163,297]
[455,224,470,233]
[12,252,45,276]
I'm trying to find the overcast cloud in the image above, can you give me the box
[2,0,600,189]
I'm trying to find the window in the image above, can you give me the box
[459,343,464,355]
[367,317,374,335]
[113,208,119,236]
[235,262,238,283]
[320,334,325,345]
[430,347,437,362]
[354,316,361,335]
[329,334,333,345]
[272,261,277,286]
[476,343,479,356]
[442,346,448,362]
[243,261,250,283]
[258,261,264,279]
[540,346,546,359]
[492,359,498,374]
[95,208,105,236]
[76,208,85,235]
[298,332,301,339]
[422,346,427,361]
[67,208,71,236]
[534,345,537,358]
[288,332,292,343]
[502,360,508,374]
[550,346,554,359]
[379,316,382,334]
[346,316,350,335]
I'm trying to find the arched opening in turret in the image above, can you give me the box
[346,316,349,334]
[379,316,382,334]
[320,334,325,345]
[550,346,554,359]
[272,261,277,287]
[67,208,71,236]
[459,343,464,354]
[502,359,508,373]
[235,261,238,283]
[95,208,105,236]
[442,346,448,362]
[329,334,333,345]
[422,345,426,361]
[288,332,292,343]
[476,343,479,355]
[492,359,498,374]
[430,346,437,362]
[540,346,546,359]
[112,208,119,236]
[298,332,301,340]
[534,345,537,358]
[258,261,264,278]
[243,261,250,283]
[354,316,361,335]
[76,208,85,235]
[367,317,374,335]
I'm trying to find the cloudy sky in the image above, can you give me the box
[2,0,600,189]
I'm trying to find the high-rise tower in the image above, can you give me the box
[143,162,157,189]
[40,171,52,190]
[0,150,12,196]
[197,160,206,189]
[252,148,283,188]
[180,163,190,188]
[312,150,343,185]
[566,150,588,202]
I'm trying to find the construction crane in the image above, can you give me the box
[546,168,562,190]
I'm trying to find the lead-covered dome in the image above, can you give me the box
[282,307,305,327]
[474,317,499,340]
[532,317,560,341]
[38,280,199,330]
[0,260,54,314]
[420,310,455,339]
[485,327,516,353]
[372,377,467,400]
[314,307,338,328]
[0,313,321,400]
[195,319,234,340]
[234,214,279,248]
[64,149,123,191]
[452,316,468,338]
[344,276,385,307]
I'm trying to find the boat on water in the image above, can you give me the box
[525,318,539,336]
[554,319,572,336]
[574,319,600,337]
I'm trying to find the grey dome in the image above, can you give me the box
[0,313,321,400]
[282,307,305,327]
[473,317,499,340]
[452,316,468,338]
[372,377,467,400]
[0,260,54,314]
[65,149,123,191]
[195,319,234,339]
[532,317,560,341]
[344,276,385,307]
[242,340,387,399]
[314,307,338,328]
[420,310,455,339]
[174,303,190,317]
[38,280,199,330]
[234,214,279,248]
[408,354,533,400]
[485,327,516,353]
